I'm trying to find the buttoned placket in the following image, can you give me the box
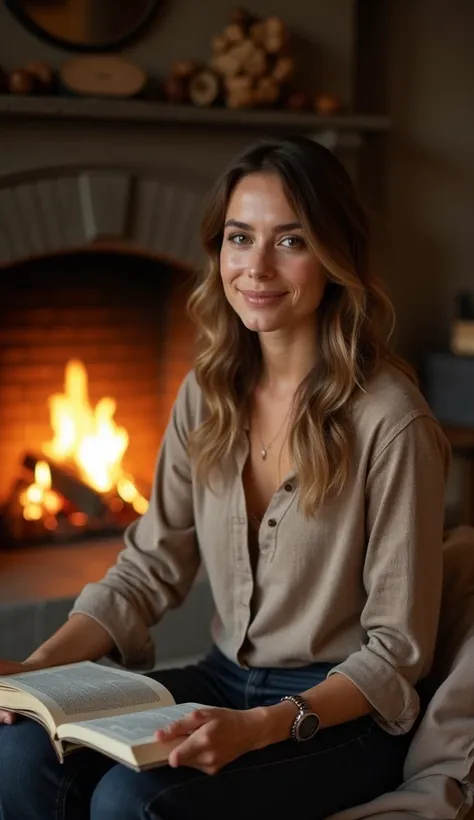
[233,431,298,666]
[259,479,296,558]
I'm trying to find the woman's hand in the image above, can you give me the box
[0,660,41,724]
[155,706,268,775]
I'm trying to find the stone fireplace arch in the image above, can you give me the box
[0,165,207,269]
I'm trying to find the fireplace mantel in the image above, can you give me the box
[0,93,389,268]
[0,95,389,139]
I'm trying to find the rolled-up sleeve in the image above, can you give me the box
[70,373,200,669]
[327,413,450,734]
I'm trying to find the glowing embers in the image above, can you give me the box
[2,360,149,547]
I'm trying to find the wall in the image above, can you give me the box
[356,0,474,521]
[0,0,355,104]
[357,0,474,367]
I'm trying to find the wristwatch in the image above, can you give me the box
[281,694,321,742]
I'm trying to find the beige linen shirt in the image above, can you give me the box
[72,363,451,735]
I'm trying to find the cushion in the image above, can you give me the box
[328,525,474,820]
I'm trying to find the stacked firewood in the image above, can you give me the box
[163,8,342,113]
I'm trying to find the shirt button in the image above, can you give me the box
[268,518,277,527]
[284,483,293,492]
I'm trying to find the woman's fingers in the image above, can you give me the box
[167,724,214,769]
[155,709,212,741]
[0,660,35,676]
[0,659,38,724]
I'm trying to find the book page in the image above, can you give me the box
[1,662,175,726]
[60,702,208,747]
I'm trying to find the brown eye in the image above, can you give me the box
[280,235,305,249]
[228,233,250,245]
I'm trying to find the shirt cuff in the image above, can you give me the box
[327,647,420,735]
[69,582,155,670]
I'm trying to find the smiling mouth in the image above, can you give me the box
[239,290,287,307]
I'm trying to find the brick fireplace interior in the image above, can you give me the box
[0,248,195,547]
[0,245,213,666]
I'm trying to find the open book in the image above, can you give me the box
[0,662,209,771]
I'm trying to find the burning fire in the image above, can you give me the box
[20,360,149,524]
[20,461,62,524]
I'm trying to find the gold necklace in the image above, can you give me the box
[255,406,292,461]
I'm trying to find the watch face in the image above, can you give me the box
[298,713,320,740]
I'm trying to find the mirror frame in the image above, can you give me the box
[5,0,161,53]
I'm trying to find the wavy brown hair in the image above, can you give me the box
[187,136,415,515]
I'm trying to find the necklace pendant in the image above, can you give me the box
[261,447,267,460]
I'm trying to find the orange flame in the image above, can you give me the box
[20,360,148,522]
[44,359,129,493]
[20,460,62,521]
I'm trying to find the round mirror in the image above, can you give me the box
[6,0,161,52]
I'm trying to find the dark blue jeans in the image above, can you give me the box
[0,646,412,820]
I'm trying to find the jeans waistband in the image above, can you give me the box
[202,645,335,708]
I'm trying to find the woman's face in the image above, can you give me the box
[220,172,326,333]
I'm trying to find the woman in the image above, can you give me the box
[0,137,450,820]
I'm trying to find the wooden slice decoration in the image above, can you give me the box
[188,69,221,107]
[60,56,147,99]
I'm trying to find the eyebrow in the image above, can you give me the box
[224,219,303,232]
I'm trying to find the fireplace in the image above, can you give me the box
[0,107,370,553]
[0,0,384,659]
[0,248,195,547]
[0,103,375,662]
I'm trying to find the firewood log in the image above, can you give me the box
[211,46,244,77]
[212,34,231,54]
[23,453,108,518]
[225,71,281,109]
[213,39,267,79]
[255,75,280,106]
[224,23,246,43]
[273,56,295,83]
[250,17,289,55]
[224,71,258,108]
[229,7,256,29]
[263,17,289,53]
[246,45,268,78]
[225,74,252,92]
[226,86,257,108]
[249,20,266,46]
[224,73,253,108]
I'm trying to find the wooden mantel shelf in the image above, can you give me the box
[0,94,389,133]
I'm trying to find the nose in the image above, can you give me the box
[247,244,273,279]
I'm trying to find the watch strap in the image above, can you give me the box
[282,694,311,713]
[281,694,317,741]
